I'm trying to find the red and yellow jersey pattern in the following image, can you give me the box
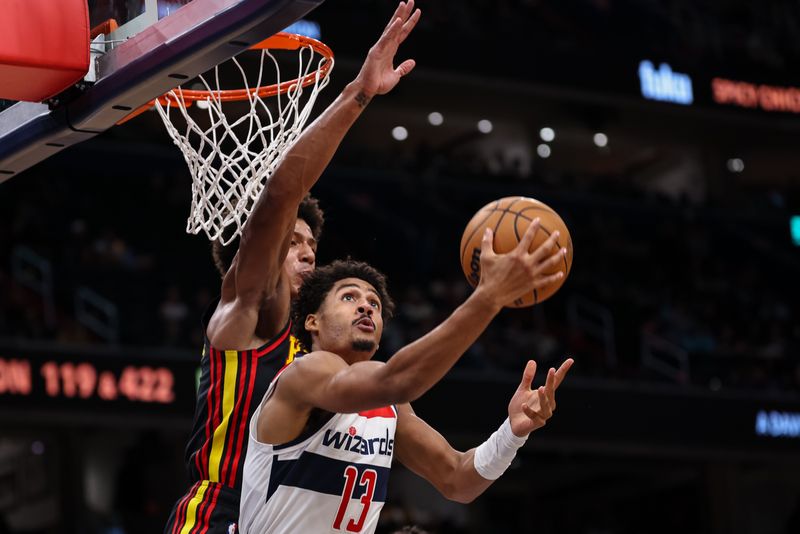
[165,321,305,534]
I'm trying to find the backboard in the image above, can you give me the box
[0,0,325,181]
[88,1,224,42]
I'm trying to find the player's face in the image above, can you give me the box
[285,219,317,298]
[309,277,384,361]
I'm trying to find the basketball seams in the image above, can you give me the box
[510,200,529,243]
[497,204,571,275]
[494,197,524,241]
[461,197,572,306]
[516,206,554,215]
[460,198,523,285]
[460,200,500,268]
[512,209,571,274]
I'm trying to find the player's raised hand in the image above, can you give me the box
[355,1,421,98]
[507,358,573,437]
[475,221,567,309]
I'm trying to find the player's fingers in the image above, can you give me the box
[519,360,537,391]
[544,368,558,412]
[522,402,547,425]
[529,230,560,262]
[516,218,540,253]
[394,59,416,78]
[402,0,414,19]
[384,0,414,41]
[480,228,496,258]
[532,271,564,289]
[382,2,409,36]
[380,16,404,47]
[554,358,574,388]
[399,8,421,41]
[537,386,553,418]
[544,367,556,398]
[537,247,567,272]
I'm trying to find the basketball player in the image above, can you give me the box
[165,3,422,533]
[239,223,573,533]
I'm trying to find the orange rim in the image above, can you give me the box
[91,18,119,40]
[118,33,333,124]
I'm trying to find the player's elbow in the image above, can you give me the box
[440,484,477,504]
[434,454,478,503]
[451,493,478,505]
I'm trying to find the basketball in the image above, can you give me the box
[459,196,573,307]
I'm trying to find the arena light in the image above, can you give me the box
[391,126,408,141]
[791,216,800,246]
[727,158,744,173]
[536,144,551,158]
[593,132,608,147]
[428,112,443,126]
[477,119,493,134]
[539,127,555,142]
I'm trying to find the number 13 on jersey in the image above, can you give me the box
[333,466,377,532]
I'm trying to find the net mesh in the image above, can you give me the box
[155,42,332,244]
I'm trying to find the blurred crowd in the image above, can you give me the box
[2,150,798,396]
[2,0,800,393]
[319,0,800,82]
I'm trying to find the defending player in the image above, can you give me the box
[239,222,574,534]
[165,3,422,533]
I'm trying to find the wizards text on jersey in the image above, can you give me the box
[322,427,394,456]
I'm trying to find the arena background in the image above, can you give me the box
[2,1,800,532]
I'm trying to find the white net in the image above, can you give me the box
[155,40,333,245]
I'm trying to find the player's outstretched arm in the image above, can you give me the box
[394,358,573,504]
[358,223,567,406]
[274,225,567,417]
[221,2,421,307]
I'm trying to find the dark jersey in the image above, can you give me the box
[165,309,304,534]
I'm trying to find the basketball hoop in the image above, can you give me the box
[131,32,334,245]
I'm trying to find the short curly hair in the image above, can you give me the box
[211,195,325,277]
[291,259,395,351]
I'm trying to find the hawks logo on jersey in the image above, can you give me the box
[286,335,304,366]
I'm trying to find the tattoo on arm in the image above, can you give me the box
[354,91,370,108]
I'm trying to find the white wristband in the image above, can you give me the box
[473,418,528,480]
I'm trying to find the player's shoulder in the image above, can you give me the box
[288,350,347,374]
[274,351,346,397]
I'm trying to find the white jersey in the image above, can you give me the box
[240,373,397,534]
